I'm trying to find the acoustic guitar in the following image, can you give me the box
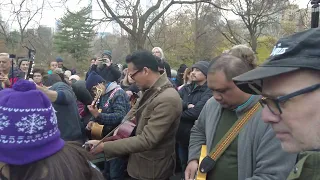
[90,120,136,140]
[89,85,136,140]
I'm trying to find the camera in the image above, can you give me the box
[9,54,16,59]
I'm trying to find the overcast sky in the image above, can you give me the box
[0,0,310,33]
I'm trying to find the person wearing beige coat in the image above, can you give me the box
[87,50,182,180]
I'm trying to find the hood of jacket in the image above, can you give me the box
[106,81,120,94]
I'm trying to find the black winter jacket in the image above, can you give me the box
[176,82,212,147]
[85,64,121,83]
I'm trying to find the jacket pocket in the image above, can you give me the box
[138,149,173,179]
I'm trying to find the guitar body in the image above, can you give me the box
[91,122,104,140]
[103,121,136,141]
[90,121,136,141]
[197,145,208,180]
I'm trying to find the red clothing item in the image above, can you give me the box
[2,77,19,88]
[77,100,86,118]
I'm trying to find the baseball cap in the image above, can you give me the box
[233,28,320,94]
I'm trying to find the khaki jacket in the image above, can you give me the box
[103,73,182,180]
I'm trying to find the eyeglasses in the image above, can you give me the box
[129,69,143,79]
[260,83,320,115]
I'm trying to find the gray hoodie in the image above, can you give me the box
[189,96,297,180]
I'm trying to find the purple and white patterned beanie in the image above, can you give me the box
[0,80,64,165]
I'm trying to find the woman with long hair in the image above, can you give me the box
[178,68,192,90]
[152,47,172,78]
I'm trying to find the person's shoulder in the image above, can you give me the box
[158,87,180,102]
[206,97,218,106]
[110,87,128,100]
[50,82,71,90]
[115,87,127,96]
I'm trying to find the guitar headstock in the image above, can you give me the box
[91,83,104,107]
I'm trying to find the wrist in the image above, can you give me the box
[94,112,100,118]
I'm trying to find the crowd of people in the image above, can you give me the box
[0,28,320,180]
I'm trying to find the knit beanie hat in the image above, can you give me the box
[0,80,64,165]
[192,61,209,76]
[86,71,105,90]
[56,57,63,62]
[102,50,112,60]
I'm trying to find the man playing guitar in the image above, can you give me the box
[86,50,182,180]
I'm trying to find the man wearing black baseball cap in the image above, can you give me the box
[233,28,320,179]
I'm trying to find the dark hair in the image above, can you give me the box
[125,50,159,72]
[18,58,29,68]
[155,56,165,69]
[208,54,253,81]
[1,142,104,180]
[32,68,45,75]
[42,74,62,87]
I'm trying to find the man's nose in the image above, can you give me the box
[261,106,281,124]
[213,92,222,101]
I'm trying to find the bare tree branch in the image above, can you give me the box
[100,0,134,35]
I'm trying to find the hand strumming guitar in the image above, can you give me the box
[185,160,198,180]
[85,140,104,155]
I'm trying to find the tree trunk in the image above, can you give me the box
[129,34,146,52]
[194,1,200,64]
[129,35,137,53]
[250,35,257,53]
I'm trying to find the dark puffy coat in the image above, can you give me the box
[85,64,121,83]
[176,82,212,147]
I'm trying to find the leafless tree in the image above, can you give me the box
[97,0,225,52]
[218,0,290,52]
[0,0,47,54]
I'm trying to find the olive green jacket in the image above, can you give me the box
[287,151,320,180]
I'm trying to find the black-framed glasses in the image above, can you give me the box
[260,83,320,115]
[129,69,143,79]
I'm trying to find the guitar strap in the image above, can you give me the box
[92,83,174,150]
[103,87,121,108]
[198,101,261,174]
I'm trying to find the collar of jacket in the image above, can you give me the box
[143,72,170,93]
[234,95,261,116]
[185,81,208,91]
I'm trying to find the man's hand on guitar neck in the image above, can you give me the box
[185,160,198,180]
[87,105,100,118]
